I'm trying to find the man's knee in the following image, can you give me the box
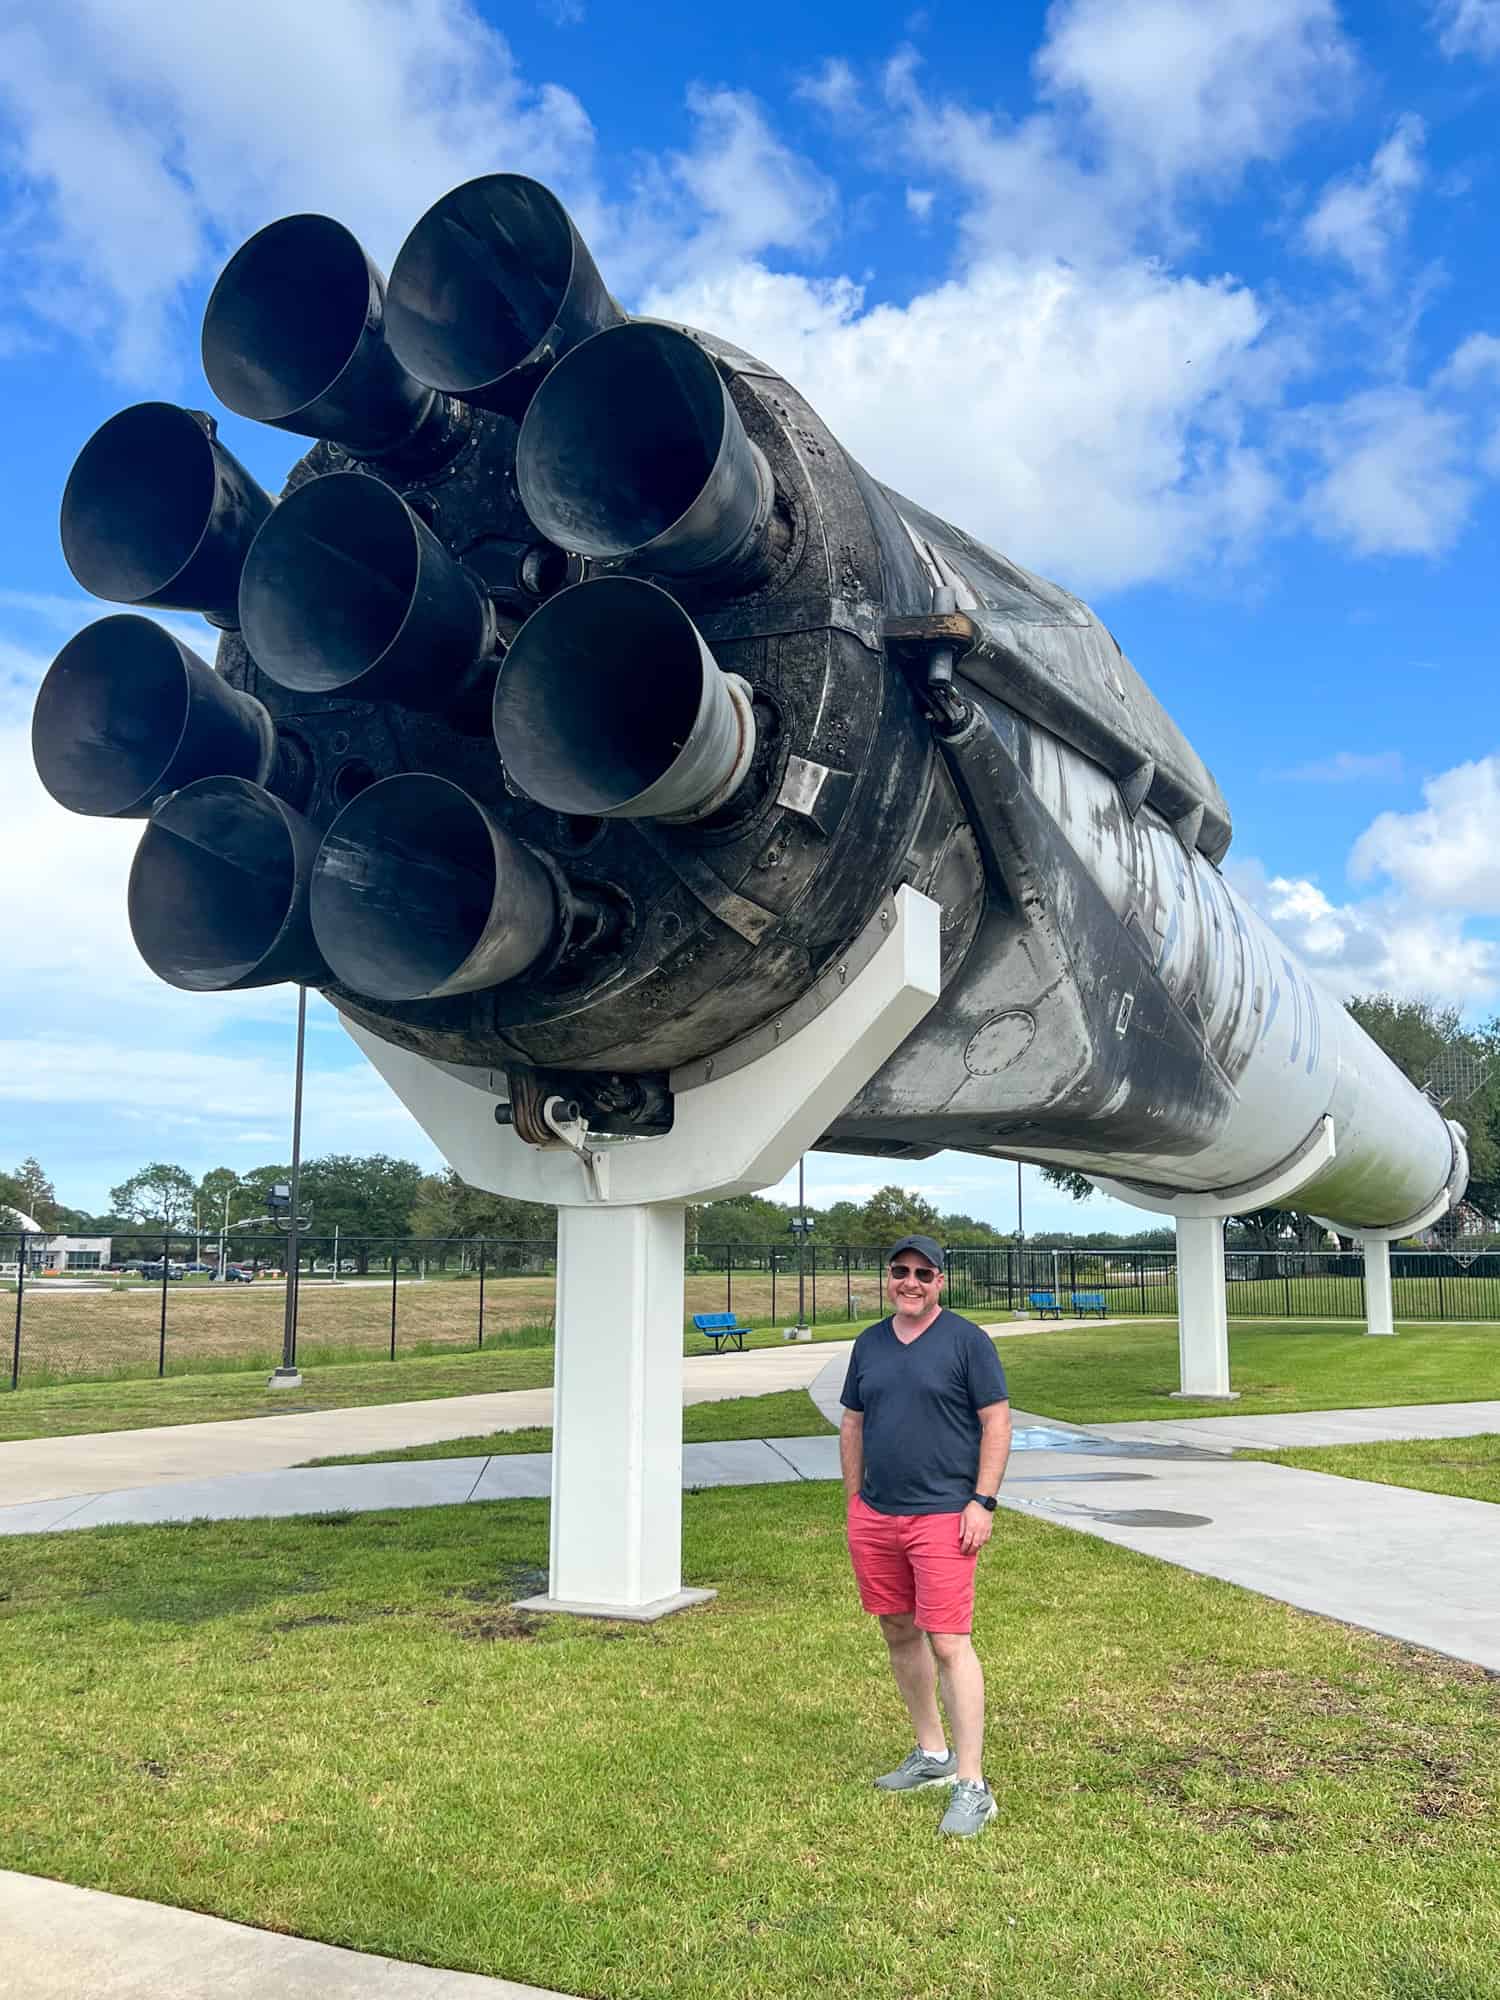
[878,1610,920,1647]
[927,1629,974,1667]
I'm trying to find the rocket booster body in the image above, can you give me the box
[34,177,1466,1236]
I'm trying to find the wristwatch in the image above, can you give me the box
[970,1492,997,1512]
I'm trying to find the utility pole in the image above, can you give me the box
[269,984,308,1389]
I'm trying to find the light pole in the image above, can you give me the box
[269,984,309,1390]
[787,1155,812,1336]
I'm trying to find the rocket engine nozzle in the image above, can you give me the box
[493,576,756,823]
[238,471,493,714]
[309,774,560,1003]
[202,214,440,459]
[516,322,775,584]
[128,776,328,991]
[61,402,273,626]
[386,174,624,418]
[32,615,275,819]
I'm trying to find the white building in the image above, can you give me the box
[1,1209,111,1273]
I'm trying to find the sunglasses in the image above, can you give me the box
[889,1264,938,1282]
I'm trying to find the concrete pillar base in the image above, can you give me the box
[1170,1390,1241,1402]
[514,1586,718,1624]
[266,1368,303,1390]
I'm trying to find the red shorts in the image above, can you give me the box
[846,1494,979,1635]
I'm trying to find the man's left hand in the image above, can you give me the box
[959,1501,994,1554]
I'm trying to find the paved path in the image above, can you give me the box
[0,1870,562,1999]
[1084,1398,1500,1451]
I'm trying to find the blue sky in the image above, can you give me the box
[2,0,1498,1230]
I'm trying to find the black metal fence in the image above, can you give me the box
[7,1232,1500,1391]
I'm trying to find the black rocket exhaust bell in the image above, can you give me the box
[494,577,756,822]
[129,777,327,991]
[386,173,624,417]
[61,402,272,625]
[40,170,1472,1239]
[238,471,493,712]
[516,321,775,582]
[31,616,274,819]
[201,214,440,459]
[309,775,559,1003]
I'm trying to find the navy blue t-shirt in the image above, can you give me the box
[840,1307,1009,1515]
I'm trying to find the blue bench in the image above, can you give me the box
[1071,1291,1107,1318]
[692,1311,750,1353]
[1027,1290,1062,1318]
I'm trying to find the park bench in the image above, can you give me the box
[1027,1290,1062,1318]
[692,1311,750,1353]
[1071,1291,1107,1318]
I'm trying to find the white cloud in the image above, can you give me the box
[1297,385,1476,556]
[1434,0,1500,59]
[905,187,936,222]
[0,0,598,382]
[1275,751,1405,784]
[1228,860,1499,1008]
[1302,114,1426,283]
[658,87,836,270]
[644,254,1279,591]
[1036,0,1356,190]
[1350,758,1500,913]
[796,57,862,122]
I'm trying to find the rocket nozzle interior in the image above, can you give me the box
[60,402,273,624]
[386,174,623,416]
[202,214,436,456]
[309,774,559,1003]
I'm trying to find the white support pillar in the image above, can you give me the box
[517,1203,710,1621]
[342,886,944,1621]
[1361,1236,1396,1338]
[1172,1213,1238,1401]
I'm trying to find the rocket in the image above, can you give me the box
[33,174,1468,1236]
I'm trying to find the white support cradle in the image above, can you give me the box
[341,886,943,1618]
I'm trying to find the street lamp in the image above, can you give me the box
[788,1155,813,1335]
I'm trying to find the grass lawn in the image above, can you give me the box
[2,1488,1498,1998]
[301,1388,837,1467]
[6,1271,872,1388]
[0,1322,857,1444]
[1001,1318,1500,1424]
[1242,1434,1500,1507]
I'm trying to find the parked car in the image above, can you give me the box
[182,1262,213,1275]
[140,1261,185,1280]
[214,1264,255,1282]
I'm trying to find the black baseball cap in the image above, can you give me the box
[887,1234,944,1271]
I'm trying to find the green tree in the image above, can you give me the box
[410,1169,556,1265]
[0,1167,28,1238]
[108,1162,198,1231]
[858,1186,940,1242]
[295,1154,425,1272]
[13,1159,60,1230]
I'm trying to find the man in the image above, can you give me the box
[840,1234,1012,1838]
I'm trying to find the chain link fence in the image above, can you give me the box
[7,1232,1500,1391]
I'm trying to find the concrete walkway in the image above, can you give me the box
[0,1870,561,1999]
[1084,1398,1500,1451]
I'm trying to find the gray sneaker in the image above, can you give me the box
[938,1778,997,1836]
[873,1747,958,1792]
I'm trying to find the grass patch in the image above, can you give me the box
[2,1487,1498,1998]
[301,1388,837,1467]
[1002,1318,1500,1424]
[1241,1433,1500,1506]
[0,1324,857,1444]
[8,1271,872,1389]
